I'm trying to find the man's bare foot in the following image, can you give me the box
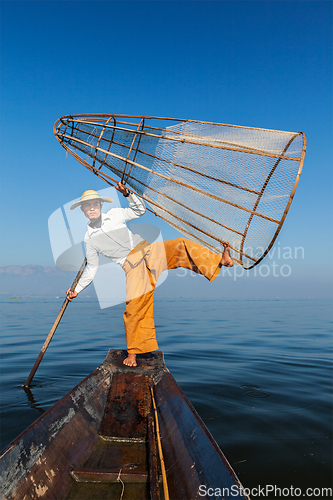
[123,353,137,367]
[220,242,234,267]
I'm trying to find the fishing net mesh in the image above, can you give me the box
[54,115,306,268]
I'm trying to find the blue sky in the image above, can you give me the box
[1,1,332,298]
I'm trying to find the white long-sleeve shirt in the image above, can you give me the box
[75,193,146,294]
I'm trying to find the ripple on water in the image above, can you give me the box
[240,385,272,399]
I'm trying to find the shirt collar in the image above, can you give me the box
[87,212,110,235]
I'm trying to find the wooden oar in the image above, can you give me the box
[22,258,87,388]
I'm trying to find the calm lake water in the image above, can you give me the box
[1,296,332,498]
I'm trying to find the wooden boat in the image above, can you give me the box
[0,350,249,499]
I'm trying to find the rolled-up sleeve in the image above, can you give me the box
[75,240,99,294]
[122,193,146,221]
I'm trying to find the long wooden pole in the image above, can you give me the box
[22,258,87,388]
[150,387,169,500]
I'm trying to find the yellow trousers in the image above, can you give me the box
[122,238,222,354]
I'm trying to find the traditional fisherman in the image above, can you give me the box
[67,182,234,367]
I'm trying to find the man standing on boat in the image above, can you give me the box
[67,183,233,367]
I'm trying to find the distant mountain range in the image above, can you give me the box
[0,265,94,297]
[1,264,327,300]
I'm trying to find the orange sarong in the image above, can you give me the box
[122,238,222,354]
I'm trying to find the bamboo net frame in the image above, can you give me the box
[54,114,306,269]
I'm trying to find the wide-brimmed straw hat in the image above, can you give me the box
[70,190,114,210]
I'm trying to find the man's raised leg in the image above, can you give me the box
[220,242,234,267]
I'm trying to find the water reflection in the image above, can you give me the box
[22,386,46,415]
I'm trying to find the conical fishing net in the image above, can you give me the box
[54,114,306,269]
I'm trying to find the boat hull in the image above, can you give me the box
[0,350,249,499]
